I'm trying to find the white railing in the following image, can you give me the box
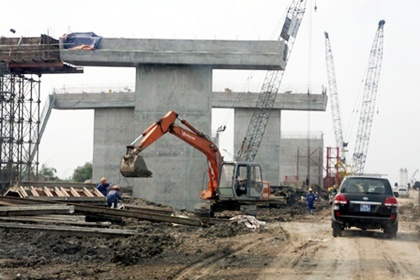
[213,83,326,95]
[52,84,135,94]
[281,131,324,139]
[51,83,326,95]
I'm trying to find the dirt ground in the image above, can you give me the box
[0,191,419,280]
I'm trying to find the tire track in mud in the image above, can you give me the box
[258,220,329,280]
[378,230,420,279]
[300,224,420,280]
[172,230,283,280]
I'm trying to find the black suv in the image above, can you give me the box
[414,181,420,191]
[331,176,398,238]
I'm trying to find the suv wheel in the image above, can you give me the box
[384,223,398,239]
[332,221,342,237]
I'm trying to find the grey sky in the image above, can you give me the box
[2,0,418,184]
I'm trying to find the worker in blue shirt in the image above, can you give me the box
[106,185,124,208]
[97,177,111,196]
[306,187,316,214]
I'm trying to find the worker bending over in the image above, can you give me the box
[106,185,124,208]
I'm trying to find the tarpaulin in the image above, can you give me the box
[62,32,102,50]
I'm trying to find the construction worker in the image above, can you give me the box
[328,185,338,204]
[97,177,111,196]
[306,187,316,214]
[106,185,124,208]
[314,191,319,201]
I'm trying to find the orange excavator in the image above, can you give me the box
[120,111,273,215]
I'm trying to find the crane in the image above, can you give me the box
[324,31,346,161]
[351,20,385,174]
[235,0,308,162]
[409,169,418,186]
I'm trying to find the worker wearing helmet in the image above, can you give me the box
[328,185,338,205]
[106,185,124,208]
[306,187,316,214]
[97,177,111,196]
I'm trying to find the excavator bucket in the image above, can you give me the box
[120,154,153,178]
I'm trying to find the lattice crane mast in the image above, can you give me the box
[352,20,385,174]
[324,31,346,161]
[409,169,418,185]
[236,0,308,162]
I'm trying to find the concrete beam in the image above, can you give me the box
[212,92,327,111]
[51,91,327,111]
[53,92,135,109]
[60,38,287,70]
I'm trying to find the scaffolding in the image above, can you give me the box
[325,147,340,190]
[0,34,82,190]
[0,74,41,188]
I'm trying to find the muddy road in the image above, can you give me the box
[259,211,420,280]
[173,191,420,280]
[0,191,419,279]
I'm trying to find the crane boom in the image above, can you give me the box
[236,0,308,162]
[409,169,418,184]
[324,31,346,161]
[352,20,385,174]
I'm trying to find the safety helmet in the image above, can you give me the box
[113,185,120,191]
[101,177,107,183]
[308,187,313,192]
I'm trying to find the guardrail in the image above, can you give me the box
[51,83,327,95]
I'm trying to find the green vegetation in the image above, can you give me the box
[71,162,93,182]
[38,164,59,181]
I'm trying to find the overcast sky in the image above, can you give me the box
[2,0,419,185]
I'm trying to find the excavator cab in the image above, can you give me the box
[218,161,266,201]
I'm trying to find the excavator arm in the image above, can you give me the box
[120,111,223,200]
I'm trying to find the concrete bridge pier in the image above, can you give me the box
[130,65,213,209]
[92,65,213,209]
[234,109,282,186]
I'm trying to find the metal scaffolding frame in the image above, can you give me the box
[0,74,41,189]
[0,34,82,191]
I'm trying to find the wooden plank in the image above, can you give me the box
[83,187,94,197]
[69,187,80,197]
[74,204,204,227]
[122,204,175,216]
[0,196,46,205]
[28,214,87,222]
[0,201,21,206]
[92,188,104,197]
[0,222,139,237]
[0,205,75,216]
[59,187,70,197]
[19,181,96,189]
[43,187,54,197]
[30,186,40,196]
[19,186,28,198]
[122,204,174,213]
[0,216,111,227]
[54,187,65,197]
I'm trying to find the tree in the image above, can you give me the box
[38,164,59,181]
[72,162,92,182]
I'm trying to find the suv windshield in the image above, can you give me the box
[341,177,391,195]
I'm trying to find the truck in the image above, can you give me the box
[120,111,285,216]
